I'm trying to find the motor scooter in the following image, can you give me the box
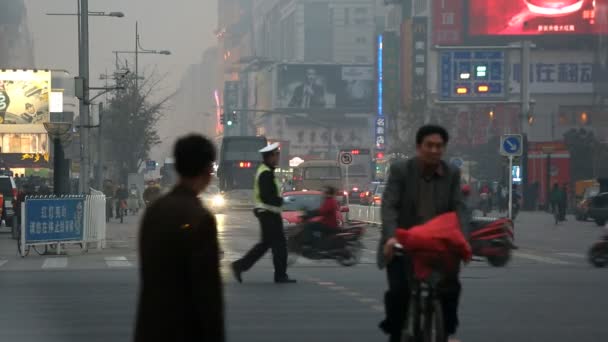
[285,212,366,267]
[469,217,516,267]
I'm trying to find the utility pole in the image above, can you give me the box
[135,21,139,93]
[520,40,532,209]
[78,0,91,194]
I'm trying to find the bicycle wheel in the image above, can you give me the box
[33,244,48,256]
[402,288,423,342]
[423,298,445,342]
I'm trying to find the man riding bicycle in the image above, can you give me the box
[379,125,467,342]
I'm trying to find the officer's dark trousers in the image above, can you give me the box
[380,256,461,342]
[236,210,287,279]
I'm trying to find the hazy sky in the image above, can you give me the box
[25,0,218,161]
[25,0,217,90]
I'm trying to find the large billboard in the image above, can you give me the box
[275,64,374,111]
[0,70,51,124]
[469,0,608,36]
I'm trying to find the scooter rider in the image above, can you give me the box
[302,186,340,248]
[231,143,296,284]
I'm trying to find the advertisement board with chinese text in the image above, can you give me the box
[468,0,608,36]
[0,70,51,124]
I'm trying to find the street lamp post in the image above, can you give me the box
[48,2,125,194]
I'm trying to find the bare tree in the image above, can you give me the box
[102,72,174,182]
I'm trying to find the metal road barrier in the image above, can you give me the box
[349,205,500,225]
[19,194,107,256]
[349,205,381,225]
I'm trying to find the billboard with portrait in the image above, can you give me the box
[468,0,608,36]
[275,64,374,111]
[0,70,51,124]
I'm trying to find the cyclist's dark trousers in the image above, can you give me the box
[381,256,461,341]
[235,210,287,279]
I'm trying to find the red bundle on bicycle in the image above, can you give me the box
[395,212,472,280]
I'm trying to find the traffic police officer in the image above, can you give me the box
[231,143,296,283]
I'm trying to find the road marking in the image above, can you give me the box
[555,252,586,259]
[371,305,384,312]
[328,286,347,291]
[358,298,378,303]
[514,252,572,265]
[318,281,335,286]
[0,260,7,268]
[105,256,133,268]
[42,257,68,269]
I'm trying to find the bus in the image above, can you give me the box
[338,148,372,203]
[217,136,267,208]
[293,160,343,193]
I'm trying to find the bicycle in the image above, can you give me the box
[395,244,445,342]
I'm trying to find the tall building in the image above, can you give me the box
[253,0,378,64]
[0,0,34,67]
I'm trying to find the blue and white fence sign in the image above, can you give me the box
[24,197,86,243]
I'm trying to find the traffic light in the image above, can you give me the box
[231,110,238,125]
[375,152,384,160]
[351,149,360,155]
[220,113,225,125]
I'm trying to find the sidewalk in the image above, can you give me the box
[0,214,141,260]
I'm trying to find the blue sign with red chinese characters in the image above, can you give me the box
[439,50,506,101]
[24,197,85,243]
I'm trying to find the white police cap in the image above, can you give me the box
[259,142,280,153]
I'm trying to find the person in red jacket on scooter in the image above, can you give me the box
[302,186,340,248]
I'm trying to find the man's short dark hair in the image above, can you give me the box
[416,125,449,145]
[174,134,216,178]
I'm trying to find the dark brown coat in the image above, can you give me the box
[378,158,465,268]
[135,185,224,342]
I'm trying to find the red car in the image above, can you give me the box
[282,191,349,227]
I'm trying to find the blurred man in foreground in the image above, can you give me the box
[135,134,224,342]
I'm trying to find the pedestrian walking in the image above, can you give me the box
[231,142,296,284]
[379,125,466,342]
[134,134,224,342]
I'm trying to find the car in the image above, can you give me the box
[360,182,382,206]
[0,174,19,233]
[199,185,226,214]
[281,191,349,227]
[588,192,608,226]
[371,183,386,207]
[575,185,599,221]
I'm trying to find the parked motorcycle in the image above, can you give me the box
[469,217,516,267]
[588,233,608,268]
[285,214,366,267]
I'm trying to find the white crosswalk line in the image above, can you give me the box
[42,257,68,269]
[0,260,7,268]
[555,252,586,259]
[105,256,133,268]
[514,252,572,265]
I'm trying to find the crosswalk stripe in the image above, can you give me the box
[42,257,68,269]
[0,260,7,268]
[514,252,572,265]
[555,252,586,259]
[104,256,133,268]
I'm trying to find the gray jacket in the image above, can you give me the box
[377,158,466,269]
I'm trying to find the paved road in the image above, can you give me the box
[1,211,607,342]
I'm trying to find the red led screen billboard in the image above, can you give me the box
[469,0,608,36]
